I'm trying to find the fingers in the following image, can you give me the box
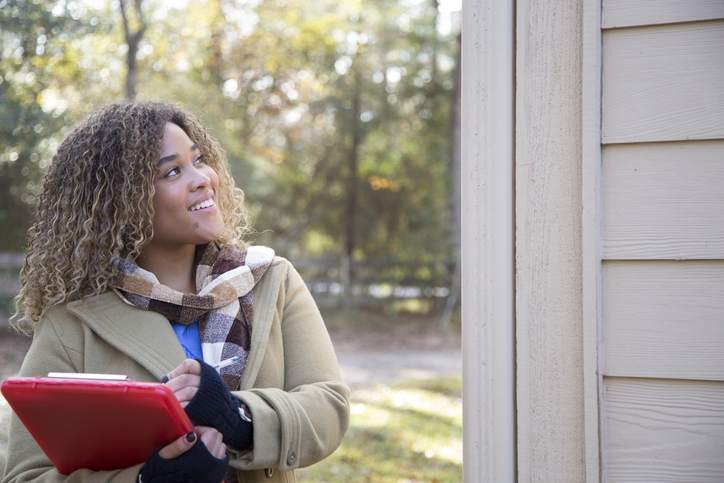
[175,388,198,408]
[163,358,201,382]
[196,426,227,460]
[158,431,197,459]
[164,373,200,392]
[164,373,201,406]
[163,360,202,405]
[157,427,227,461]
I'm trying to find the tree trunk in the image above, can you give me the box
[439,31,461,326]
[342,66,363,304]
[125,37,138,100]
[119,0,146,100]
[208,0,224,89]
[430,0,440,87]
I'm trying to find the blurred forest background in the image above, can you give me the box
[0,0,461,323]
[0,1,462,480]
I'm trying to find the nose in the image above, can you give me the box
[189,165,211,191]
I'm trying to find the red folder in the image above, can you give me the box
[1,375,193,475]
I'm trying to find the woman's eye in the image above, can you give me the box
[194,154,206,164]
[164,167,180,178]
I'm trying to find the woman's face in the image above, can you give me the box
[147,122,225,248]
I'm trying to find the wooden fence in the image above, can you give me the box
[0,253,453,323]
[292,257,452,310]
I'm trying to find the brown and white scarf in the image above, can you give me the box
[112,243,274,390]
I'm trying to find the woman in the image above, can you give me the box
[2,102,350,482]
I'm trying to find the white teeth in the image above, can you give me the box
[189,199,215,211]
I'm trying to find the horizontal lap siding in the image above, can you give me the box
[601,8,724,482]
[602,261,724,380]
[603,0,724,29]
[602,141,724,259]
[604,378,724,482]
[602,21,724,144]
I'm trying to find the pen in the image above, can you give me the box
[213,355,242,371]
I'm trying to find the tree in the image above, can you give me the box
[440,31,461,325]
[118,0,146,100]
[0,0,86,250]
[0,0,461,314]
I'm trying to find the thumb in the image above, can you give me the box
[158,431,197,459]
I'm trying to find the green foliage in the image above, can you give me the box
[0,0,459,291]
[298,376,462,482]
[0,1,76,248]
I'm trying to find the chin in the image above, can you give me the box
[199,226,225,244]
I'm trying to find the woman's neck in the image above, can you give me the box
[136,243,197,294]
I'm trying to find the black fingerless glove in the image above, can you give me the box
[185,360,253,451]
[138,436,228,483]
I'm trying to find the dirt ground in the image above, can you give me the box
[329,323,461,388]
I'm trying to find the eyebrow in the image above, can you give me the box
[156,144,199,167]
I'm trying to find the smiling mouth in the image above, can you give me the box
[188,199,216,212]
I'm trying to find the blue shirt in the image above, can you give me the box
[170,320,203,360]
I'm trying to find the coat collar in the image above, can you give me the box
[65,257,284,388]
[66,291,185,380]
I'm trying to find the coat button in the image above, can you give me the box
[287,451,297,465]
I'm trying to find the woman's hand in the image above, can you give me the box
[163,358,254,451]
[159,426,226,460]
[196,426,227,460]
[139,426,227,483]
[163,358,201,408]
[157,429,199,459]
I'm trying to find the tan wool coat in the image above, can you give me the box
[1,257,350,483]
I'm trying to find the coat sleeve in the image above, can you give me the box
[1,311,142,483]
[229,260,350,472]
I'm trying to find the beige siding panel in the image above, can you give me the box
[603,0,724,29]
[602,141,724,259]
[602,22,724,144]
[603,261,724,380]
[604,377,724,482]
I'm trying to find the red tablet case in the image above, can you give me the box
[1,376,193,475]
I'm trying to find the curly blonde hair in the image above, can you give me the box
[13,101,251,329]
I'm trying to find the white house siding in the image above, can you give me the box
[600,2,724,481]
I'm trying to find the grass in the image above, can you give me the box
[320,306,441,330]
[297,376,462,483]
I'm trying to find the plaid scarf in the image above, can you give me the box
[112,243,275,390]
